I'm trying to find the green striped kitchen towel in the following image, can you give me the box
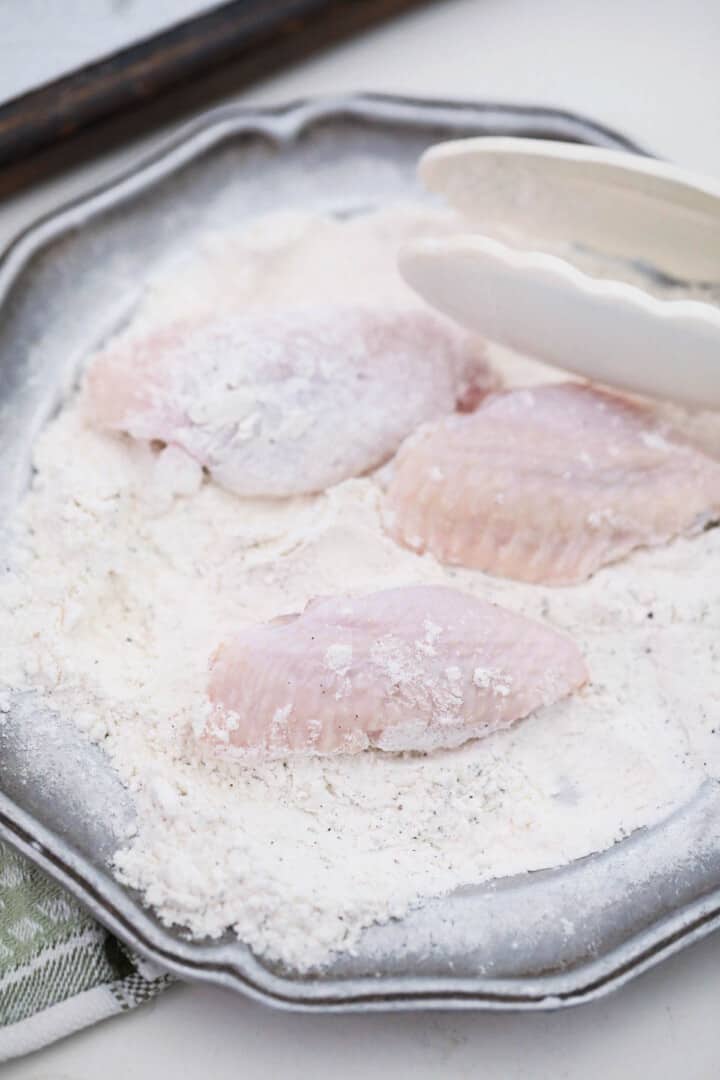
[0,840,171,1061]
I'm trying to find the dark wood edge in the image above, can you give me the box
[0,0,432,171]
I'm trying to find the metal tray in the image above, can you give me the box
[2,93,719,1013]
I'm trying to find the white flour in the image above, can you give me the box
[1,206,719,972]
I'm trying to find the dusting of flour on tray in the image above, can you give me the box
[1,206,719,972]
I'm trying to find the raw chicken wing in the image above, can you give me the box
[85,305,493,497]
[384,383,720,584]
[202,585,587,756]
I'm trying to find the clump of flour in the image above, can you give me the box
[0,207,718,972]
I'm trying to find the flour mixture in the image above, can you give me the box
[1,206,718,971]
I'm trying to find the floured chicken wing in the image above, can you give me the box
[384,383,720,584]
[84,305,493,497]
[201,585,587,756]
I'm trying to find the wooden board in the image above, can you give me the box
[0,0,431,169]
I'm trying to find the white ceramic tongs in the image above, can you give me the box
[399,137,720,409]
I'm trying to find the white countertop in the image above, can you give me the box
[3,1,720,1076]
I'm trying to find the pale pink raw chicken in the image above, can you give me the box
[202,585,587,756]
[384,383,720,585]
[84,305,493,497]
